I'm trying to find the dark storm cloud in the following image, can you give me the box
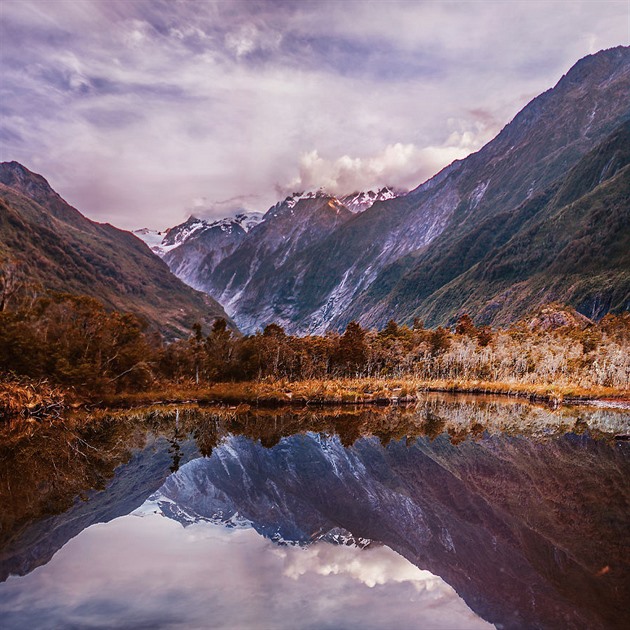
[0,0,627,229]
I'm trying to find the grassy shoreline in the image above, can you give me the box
[3,377,629,422]
[96,378,630,410]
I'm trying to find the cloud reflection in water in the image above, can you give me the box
[0,509,491,629]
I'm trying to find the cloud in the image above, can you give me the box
[186,194,262,220]
[283,112,499,196]
[284,144,421,194]
[224,22,282,59]
[0,1,627,229]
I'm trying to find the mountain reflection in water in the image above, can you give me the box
[0,396,628,629]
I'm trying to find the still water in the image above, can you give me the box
[0,395,628,629]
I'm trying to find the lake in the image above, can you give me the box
[1,394,628,629]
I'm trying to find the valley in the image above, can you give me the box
[1,4,629,627]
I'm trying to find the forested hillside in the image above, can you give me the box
[0,162,231,339]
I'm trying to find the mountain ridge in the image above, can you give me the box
[168,45,630,334]
[0,162,233,339]
[3,47,628,337]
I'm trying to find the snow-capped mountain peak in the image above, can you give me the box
[134,211,264,256]
[340,187,401,213]
[272,186,401,216]
[133,227,167,252]
[283,189,328,208]
[162,216,207,249]
[233,212,264,232]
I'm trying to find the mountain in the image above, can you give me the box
[285,46,630,333]
[147,189,400,330]
[134,213,263,256]
[0,162,232,338]
[162,46,629,334]
[134,212,263,292]
[340,186,401,212]
[357,120,630,327]
[203,192,355,331]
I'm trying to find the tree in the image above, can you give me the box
[380,319,400,338]
[476,326,494,347]
[455,314,476,337]
[0,260,25,312]
[429,326,451,356]
[335,321,368,376]
[205,318,234,380]
[190,322,204,384]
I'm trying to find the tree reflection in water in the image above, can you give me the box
[0,394,628,629]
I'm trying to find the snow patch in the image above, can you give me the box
[341,187,399,213]
[134,212,264,257]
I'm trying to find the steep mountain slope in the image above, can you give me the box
[183,46,628,334]
[0,162,231,338]
[351,119,630,328]
[206,192,354,331]
[149,190,397,330]
[135,213,263,292]
[289,46,630,332]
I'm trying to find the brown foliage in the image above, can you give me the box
[0,376,68,421]
[1,291,629,413]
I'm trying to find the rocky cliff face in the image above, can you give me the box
[158,214,263,292]
[148,189,403,333]
[205,193,355,332]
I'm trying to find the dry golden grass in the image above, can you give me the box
[0,376,71,421]
[4,372,627,421]
[97,377,629,409]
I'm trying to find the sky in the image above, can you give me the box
[1,1,628,230]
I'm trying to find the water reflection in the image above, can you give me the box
[0,513,490,630]
[0,395,628,629]
[151,431,629,630]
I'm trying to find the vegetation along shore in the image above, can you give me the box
[1,291,628,421]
